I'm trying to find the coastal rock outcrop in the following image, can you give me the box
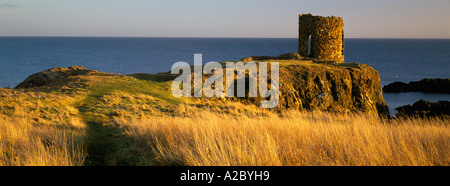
[15,66,111,89]
[383,78,450,94]
[226,61,389,117]
[396,99,450,119]
[279,63,388,116]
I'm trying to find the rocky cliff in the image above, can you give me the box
[227,61,389,117]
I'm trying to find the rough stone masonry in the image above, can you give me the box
[298,13,345,62]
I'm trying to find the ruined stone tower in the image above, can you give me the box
[298,14,344,62]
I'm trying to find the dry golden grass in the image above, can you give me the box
[0,88,87,166]
[118,107,449,166]
[1,72,448,166]
[0,116,86,166]
[0,88,82,127]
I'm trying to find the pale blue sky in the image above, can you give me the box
[0,0,449,38]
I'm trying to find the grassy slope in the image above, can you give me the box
[71,73,267,165]
[0,72,182,165]
[73,74,185,165]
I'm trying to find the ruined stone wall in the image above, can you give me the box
[298,14,344,62]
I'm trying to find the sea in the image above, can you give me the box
[0,37,449,115]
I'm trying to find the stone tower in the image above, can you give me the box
[298,14,344,62]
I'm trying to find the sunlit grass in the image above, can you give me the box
[118,107,449,166]
[0,116,86,166]
[1,68,448,166]
[0,88,87,166]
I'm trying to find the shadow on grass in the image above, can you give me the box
[128,73,178,82]
[78,97,141,166]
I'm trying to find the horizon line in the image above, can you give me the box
[1,36,450,39]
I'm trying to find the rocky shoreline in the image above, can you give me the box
[395,99,450,119]
[383,78,450,94]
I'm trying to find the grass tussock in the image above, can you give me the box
[0,88,87,166]
[118,108,449,166]
[0,116,86,166]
